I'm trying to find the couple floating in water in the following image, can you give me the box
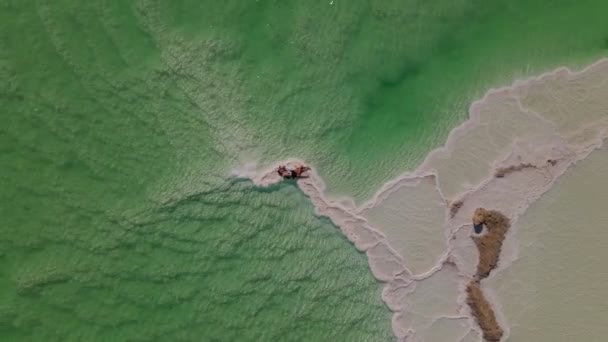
[277,163,310,179]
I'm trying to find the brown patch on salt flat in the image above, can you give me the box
[472,208,510,279]
[467,208,511,341]
[494,163,536,178]
[450,200,464,218]
[466,281,503,342]
[495,159,560,178]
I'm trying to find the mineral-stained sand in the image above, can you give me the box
[471,209,510,280]
[466,208,511,341]
[242,58,608,341]
[466,282,502,342]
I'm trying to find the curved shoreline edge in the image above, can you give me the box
[233,57,608,341]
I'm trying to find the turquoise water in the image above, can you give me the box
[1,1,608,340]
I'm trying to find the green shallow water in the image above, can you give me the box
[1,1,608,341]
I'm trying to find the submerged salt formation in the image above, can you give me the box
[238,58,608,341]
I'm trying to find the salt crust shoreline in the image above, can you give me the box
[233,58,608,341]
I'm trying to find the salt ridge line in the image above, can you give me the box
[239,164,478,340]
[243,140,604,335]
[234,57,608,341]
[232,160,403,272]
[236,61,608,340]
[354,57,608,210]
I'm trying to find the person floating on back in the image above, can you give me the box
[277,163,310,179]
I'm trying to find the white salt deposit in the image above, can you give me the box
[237,58,608,341]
